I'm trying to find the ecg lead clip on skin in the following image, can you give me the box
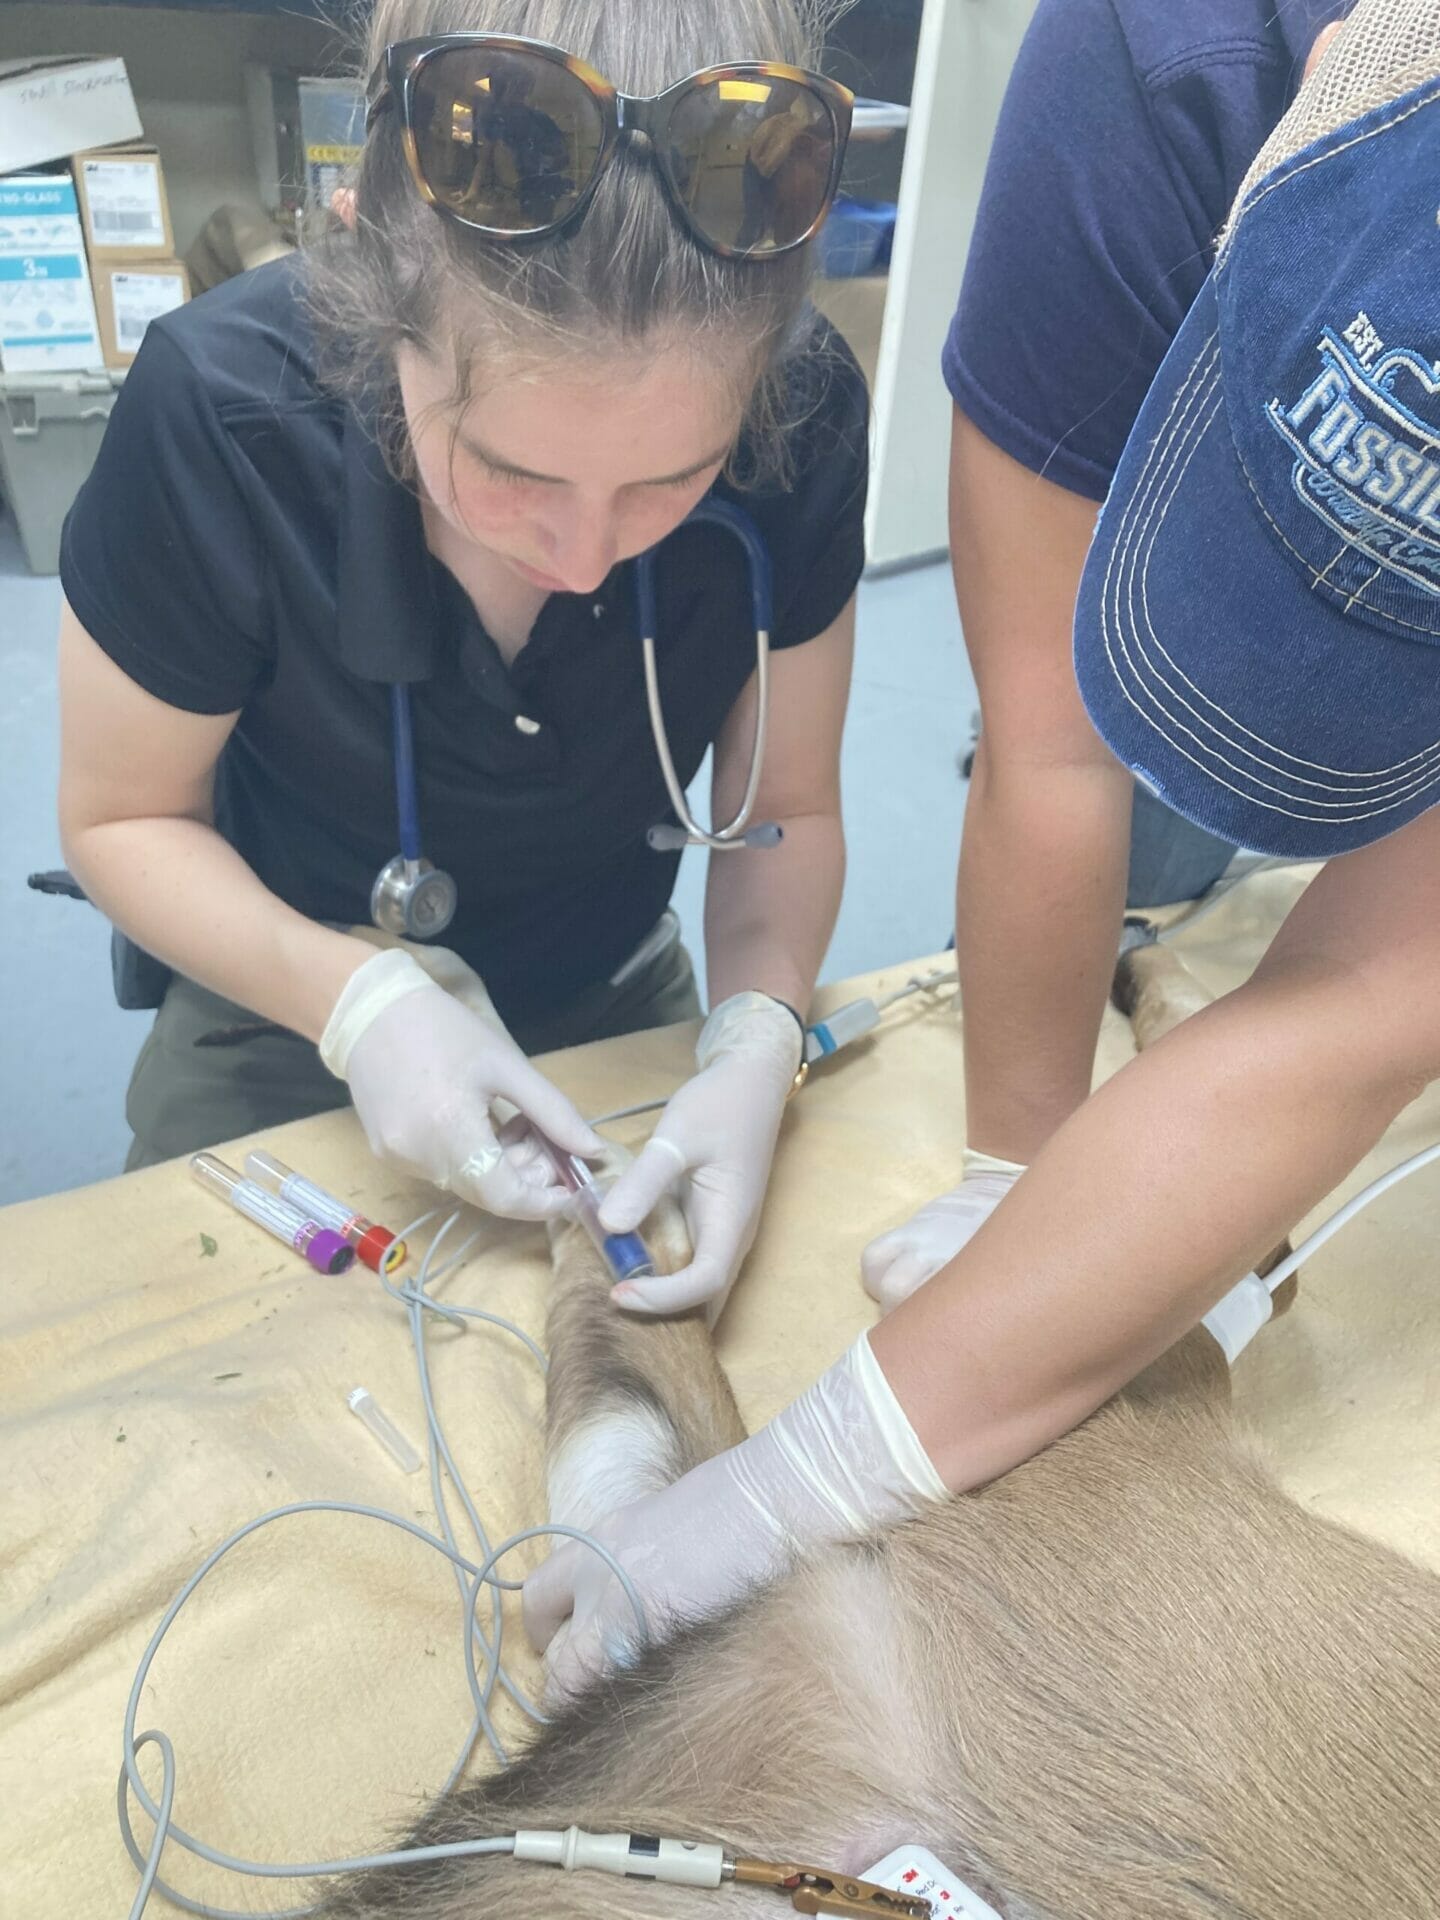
[729,1853,933,1918]
[511,1830,932,1917]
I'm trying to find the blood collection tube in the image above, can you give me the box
[190,1153,355,1276]
[243,1150,405,1273]
[532,1131,657,1285]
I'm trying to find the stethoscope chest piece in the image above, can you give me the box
[371,854,459,941]
[373,682,459,939]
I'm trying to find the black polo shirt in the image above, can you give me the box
[60,257,868,1028]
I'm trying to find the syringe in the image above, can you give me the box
[191,1153,356,1276]
[243,1151,406,1273]
[532,1132,657,1286]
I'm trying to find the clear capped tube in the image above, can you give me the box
[347,1388,422,1472]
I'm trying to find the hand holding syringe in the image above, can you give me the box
[525,973,958,1298]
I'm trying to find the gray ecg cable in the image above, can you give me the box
[119,1206,649,1920]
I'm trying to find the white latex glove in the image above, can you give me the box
[523,1331,945,1696]
[321,948,601,1220]
[597,991,803,1317]
[861,1148,1026,1315]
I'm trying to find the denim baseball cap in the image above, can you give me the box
[1075,0,1440,858]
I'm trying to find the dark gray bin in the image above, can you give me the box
[0,370,123,575]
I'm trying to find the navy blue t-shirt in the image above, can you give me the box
[945,0,1353,502]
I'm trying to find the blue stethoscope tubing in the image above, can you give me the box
[377,499,777,936]
[390,680,425,864]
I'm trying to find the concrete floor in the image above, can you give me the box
[0,514,974,1206]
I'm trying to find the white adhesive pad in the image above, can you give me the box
[863,1844,1005,1920]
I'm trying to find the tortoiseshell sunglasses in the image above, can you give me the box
[366,33,854,259]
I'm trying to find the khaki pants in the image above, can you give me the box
[124,931,699,1170]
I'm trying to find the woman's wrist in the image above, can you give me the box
[280,924,387,1048]
[697,990,806,1098]
[760,991,807,1049]
[755,991,809,1096]
[727,1332,947,1549]
[318,945,435,1075]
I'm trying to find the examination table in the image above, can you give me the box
[4,870,1438,1915]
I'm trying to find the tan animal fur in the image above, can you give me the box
[321,948,1439,1919]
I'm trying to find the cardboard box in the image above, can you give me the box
[0,173,103,374]
[74,146,175,262]
[0,57,144,176]
[91,259,189,369]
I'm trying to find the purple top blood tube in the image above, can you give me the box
[190,1154,355,1275]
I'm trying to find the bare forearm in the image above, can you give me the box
[703,811,844,1012]
[958,744,1132,1158]
[62,815,371,1042]
[946,408,1125,1163]
[871,965,1424,1491]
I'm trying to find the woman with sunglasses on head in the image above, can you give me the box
[56,0,864,1308]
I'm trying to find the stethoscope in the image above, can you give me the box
[372,498,781,940]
